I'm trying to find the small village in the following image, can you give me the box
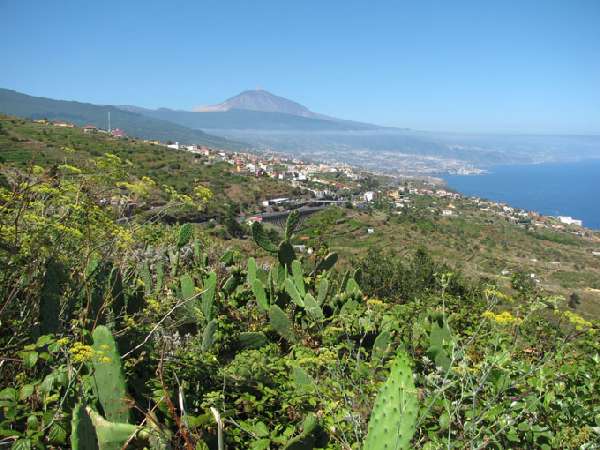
[41,119,595,249]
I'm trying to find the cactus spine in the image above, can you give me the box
[363,351,418,450]
[91,326,131,423]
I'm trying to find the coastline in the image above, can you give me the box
[442,160,600,230]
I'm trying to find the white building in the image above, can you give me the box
[558,216,583,227]
[364,191,376,202]
[167,142,180,150]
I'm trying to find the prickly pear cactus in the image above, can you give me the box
[303,293,323,321]
[269,305,296,343]
[247,257,257,286]
[202,272,217,322]
[176,223,193,249]
[71,403,98,450]
[285,278,304,308]
[87,407,138,450]
[201,319,217,351]
[427,314,453,372]
[316,278,329,305]
[139,261,153,296]
[315,252,338,274]
[252,278,269,312]
[238,331,268,350]
[291,260,306,297]
[371,329,392,362]
[180,274,195,302]
[284,210,300,241]
[220,248,235,266]
[278,241,295,267]
[222,274,240,295]
[363,351,418,450]
[283,413,327,450]
[251,222,278,253]
[91,326,131,423]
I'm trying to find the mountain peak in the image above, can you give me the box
[193,89,318,118]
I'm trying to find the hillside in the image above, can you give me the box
[0,114,294,222]
[299,202,600,319]
[0,88,242,148]
[0,116,598,449]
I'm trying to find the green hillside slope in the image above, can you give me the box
[0,115,598,449]
[0,88,243,148]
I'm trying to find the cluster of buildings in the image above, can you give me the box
[34,118,591,240]
[33,119,128,138]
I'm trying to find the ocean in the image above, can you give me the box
[443,160,600,230]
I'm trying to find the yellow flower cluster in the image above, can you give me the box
[483,310,523,325]
[562,310,593,331]
[366,298,385,307]
[483,287,513,302]
[69,342,94,363]
[57,164,82,174]
[56,337,69,346]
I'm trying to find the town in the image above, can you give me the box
[40,118,594,244]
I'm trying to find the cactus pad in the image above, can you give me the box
[363,351,418,450]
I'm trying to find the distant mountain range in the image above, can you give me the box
[120,90,382,131]
[3,87,599,174]
[194,89,322,117]
[0,88,241,148]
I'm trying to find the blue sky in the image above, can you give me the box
[1,0,599,133]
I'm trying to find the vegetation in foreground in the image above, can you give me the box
[0,117,599,449]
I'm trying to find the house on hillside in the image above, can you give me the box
[52,121,74,128]
[558,216,583,227]
[83,125,98,134]
[246,216,263,225]
[364,191,377,202]
[111,128,126,138]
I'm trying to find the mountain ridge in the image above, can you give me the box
[0,88,243,148]
[118,89,383,131]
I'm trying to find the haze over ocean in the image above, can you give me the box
[443,159,600,229]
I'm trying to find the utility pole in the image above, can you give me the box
[108,111,111,133]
